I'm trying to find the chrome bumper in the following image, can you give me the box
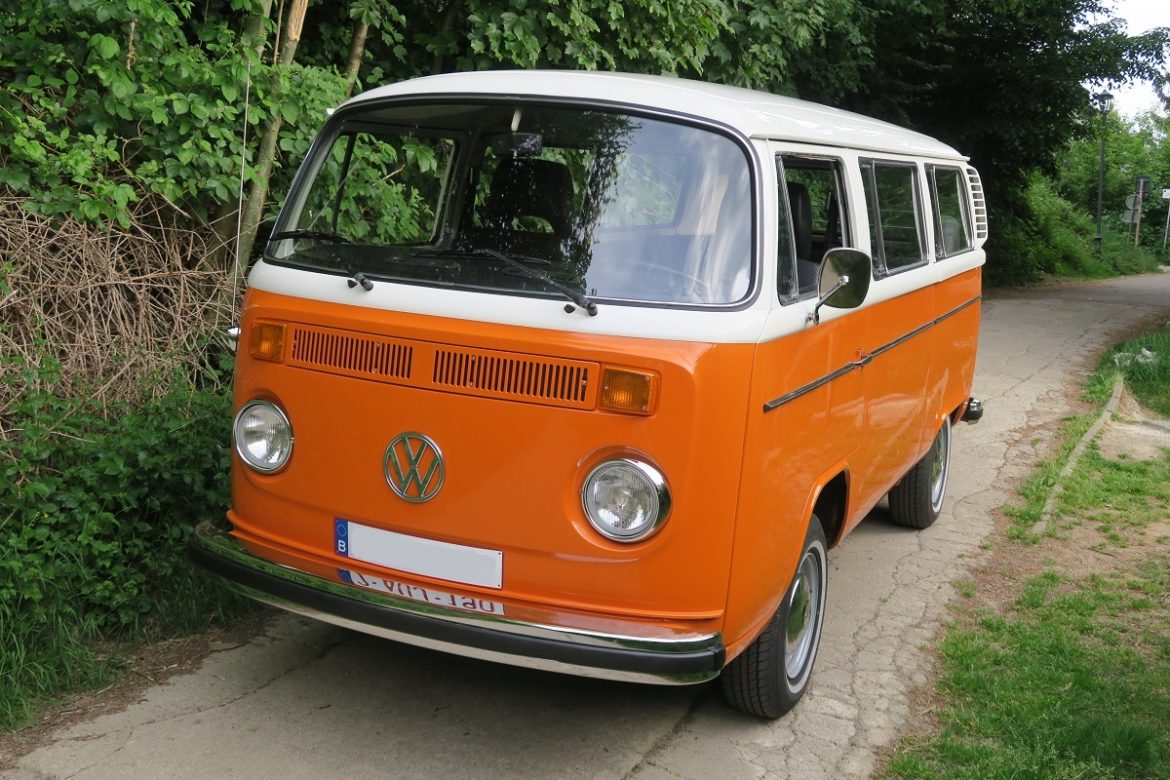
[190,524,724,685]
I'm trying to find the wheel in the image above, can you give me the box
[888,416,952,529]
[721,517,828,718]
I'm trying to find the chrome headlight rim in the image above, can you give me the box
[580,457,671,543]
[233,399,294,474]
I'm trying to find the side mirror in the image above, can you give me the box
[809,248,872,325]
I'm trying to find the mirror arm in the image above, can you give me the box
[806,274,850,326]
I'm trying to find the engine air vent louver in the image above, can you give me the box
[966,167,988,241]
[288,325,413,381]
[433,347,594,409]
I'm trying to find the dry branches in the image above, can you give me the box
[0,196,236,423]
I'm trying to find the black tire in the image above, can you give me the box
[888,416,952,529]
[721,517,828,718]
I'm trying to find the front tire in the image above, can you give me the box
[721,518,828,718]
[888,416,952,529]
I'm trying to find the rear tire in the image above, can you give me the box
[888,416,952,529]
[721,518,828,718]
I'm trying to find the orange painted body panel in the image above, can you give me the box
[230,267,980,661]
[721,266,981,658]
[232,288,753,624]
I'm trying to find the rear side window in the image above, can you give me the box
[861,159,926,275]
[929,166,973,257]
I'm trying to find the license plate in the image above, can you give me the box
[334,518,503,589]
[339,569,505,616]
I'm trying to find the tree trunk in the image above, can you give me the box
[234,0,308,278]
[432,0,464,74]
[209,0,274,270]
[343,20,369,98]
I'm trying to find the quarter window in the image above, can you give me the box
[775,157,797,300]
[861,160,926,275]
[929,166,973,257]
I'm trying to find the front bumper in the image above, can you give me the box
[190,524,725,685]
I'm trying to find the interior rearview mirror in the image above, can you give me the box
[490,132,543,158]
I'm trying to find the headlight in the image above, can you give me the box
[581,458,670,542]
[233,400,293,473]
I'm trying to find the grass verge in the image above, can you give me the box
[885,325,1170,779]
[1099,323,1170,417]
[888,557,1170,780]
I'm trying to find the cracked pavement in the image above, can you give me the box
[5,272,1170,780]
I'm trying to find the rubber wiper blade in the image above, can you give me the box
[269,230,372,291]
[473,248,597,316]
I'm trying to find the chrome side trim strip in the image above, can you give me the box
[763,295,981,412]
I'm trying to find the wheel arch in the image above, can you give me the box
[810,469,849,549]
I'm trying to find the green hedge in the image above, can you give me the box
[0,360,249,729]
[985,176,1162,286]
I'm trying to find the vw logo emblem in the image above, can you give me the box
[384,432,445,503]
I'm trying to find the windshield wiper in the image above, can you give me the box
[473,248,597,316]
[268,230,373,291]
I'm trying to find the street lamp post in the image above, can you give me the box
[1093,92,1113,254]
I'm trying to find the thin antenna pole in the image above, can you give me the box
[233,57,252,305]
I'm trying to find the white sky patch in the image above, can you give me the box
[1106,0,1169,118]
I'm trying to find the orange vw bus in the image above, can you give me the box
[192,70,985,718]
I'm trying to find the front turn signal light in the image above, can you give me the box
[249,321,286,363]
[600,367,658,415]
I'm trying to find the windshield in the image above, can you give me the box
[269,102,754,306]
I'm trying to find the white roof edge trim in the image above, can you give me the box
[758,135,969,163]
[339,70,963,160]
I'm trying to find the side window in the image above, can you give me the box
[930,166,973,257]
[861,159,926,275]
[777,155,850,298]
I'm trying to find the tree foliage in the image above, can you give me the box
[792,0,1168,196]
[0,0,1167,276]
[1055,110,1170,247]
[0,0,343,234]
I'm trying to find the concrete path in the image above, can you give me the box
[5,271,1170,780]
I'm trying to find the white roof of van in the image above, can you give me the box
[346,70,965,160]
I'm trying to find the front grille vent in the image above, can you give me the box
[283,324,598,409]
[433,348,592,408]
[289,325,413,380]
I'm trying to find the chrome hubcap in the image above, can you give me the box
[930,420,951,512]
[785,548,822,681]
